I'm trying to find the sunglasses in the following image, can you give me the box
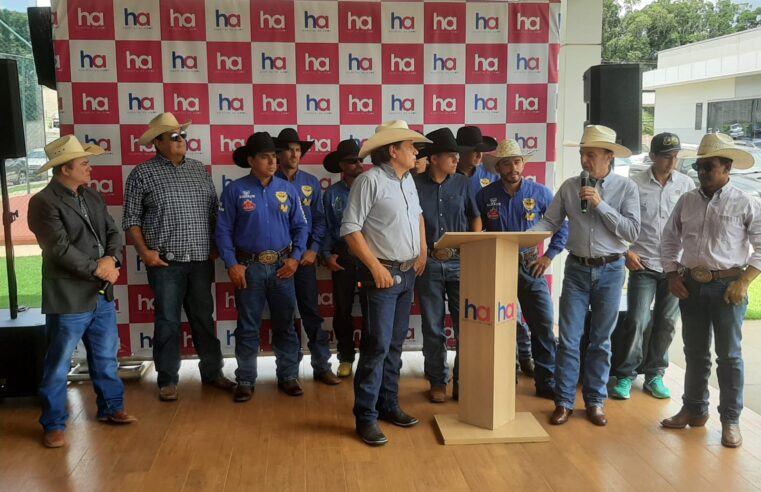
[691,160,721,172]
[168,131,187,142]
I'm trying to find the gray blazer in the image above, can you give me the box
[28,179,123,314]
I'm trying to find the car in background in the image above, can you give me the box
[4,149,49,185]
[729,123,745,139]
[613,152,651,178]
[676,147,761,201]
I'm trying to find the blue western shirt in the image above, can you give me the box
[321,179,351,259]
[476,178,569,259]
[215,174,308,268]
[414,172,480,248]
[276,169,326,253]
[460,165,499,197]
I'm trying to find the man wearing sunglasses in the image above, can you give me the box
[661,133,761,448]
[123,113,234,402]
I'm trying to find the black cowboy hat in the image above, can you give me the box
[323,139,362,173]
[232,132,277,168]
[456,125,498,152]
[418,128,470,158]
[273,128,314,155]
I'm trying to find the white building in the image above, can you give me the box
[643,27,761,145]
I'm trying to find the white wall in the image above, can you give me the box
[654,78,735,143]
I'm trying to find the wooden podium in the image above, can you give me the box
[433,232,552,445]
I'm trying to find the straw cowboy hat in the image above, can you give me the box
[564,124,632,158]
[37,134,104,175]
[691,132,754,170]
[358,120,432,158]
[138,112,191,146]
[482,139,536,169]
[323,139,362,173]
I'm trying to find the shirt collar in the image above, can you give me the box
[379,163,408,180]
[51,178,83,198]
[648,166,674,185]
[156,152,186,167]
[698,180,733,200]
[275,169,299,182]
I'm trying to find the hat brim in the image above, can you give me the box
[697,149,755,170]
[564,140,632,158]
[138,121,192,147]
[482,151,535,170]
[233,142,278,168]
[359,130,432,158]
[323,151,361,173]
[275,140,314,156]
[37,144,105,175]
[472,136,498,152]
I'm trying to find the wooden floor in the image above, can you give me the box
[2,353,761,492]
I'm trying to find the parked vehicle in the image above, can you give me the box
[677,148,761,200]
[4,149,49,185]
[729,123,745,139]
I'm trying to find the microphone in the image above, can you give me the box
[357,275,402,289]
[580,170,590,214]
[98,281,110,295]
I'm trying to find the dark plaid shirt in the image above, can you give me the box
[122,154,217,262]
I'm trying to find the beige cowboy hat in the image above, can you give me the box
[482,139,536,169]
[37,134,104,175]
[688,132,754,170]
[564,124,632,158]
[358,120,432,158]
[138,112,191,146]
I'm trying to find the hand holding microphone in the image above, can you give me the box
[580,170,590,214]
[579,170,602,212]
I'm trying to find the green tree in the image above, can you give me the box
[0,9,32,57]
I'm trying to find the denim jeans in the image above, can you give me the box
[679,278,746,423]
[517,264,557,391]
[39,296,124,431]
[555,256,625,409]
[234,261,301,385]
[331,253,367,363]
[416,258,460,386]
[353,266,416,425]
[615,269,679,380]
[146,261,223,388]
[516,307,532,361]
[294,264,332,375]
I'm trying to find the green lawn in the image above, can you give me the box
[0,255,42,309]
[747,277,761,320]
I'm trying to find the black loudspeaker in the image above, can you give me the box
[0,59,26,160]
[584,64,642,154]
[27,7,56,91]
[0,311,48,398]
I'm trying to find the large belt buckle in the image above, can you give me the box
[432,248,453,261]
[690,266,713,283]
[399,260,415,272]
[257,250,279,265]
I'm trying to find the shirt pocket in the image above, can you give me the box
[718,214,744,246]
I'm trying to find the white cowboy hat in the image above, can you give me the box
[138,112,191,146]
[37,134,104,175]
[564,124,632,158]
[689,132,754,170]
[358,120,432,159]
[482,139,536,169]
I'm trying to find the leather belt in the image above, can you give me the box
[430,248,459,262]
[570,253,622,267]
[378,258,416,272]
[684,266,743,284]
[236,246,292,265]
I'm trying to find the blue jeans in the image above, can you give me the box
[353,266,416,425]
[517,264,557,391]
[294,264,332,375]
[679,278,746,423]
[555,256,625,409]
[615,269,679,380]
[39,296,124,431]
[146,261,223,388]
[234,261,301,384]
[416,258,460,386]
[516,307,532,361]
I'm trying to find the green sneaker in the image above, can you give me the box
[610,378,632,400]
[644,376,671,399]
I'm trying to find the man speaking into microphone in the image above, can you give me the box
[530,125,640,427]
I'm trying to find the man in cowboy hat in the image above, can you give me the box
[123,112,233,402]
[456,125,536,375]
[28,135,136,448]
[273,128,340,386]
[216,132,309,401]
[610,132,695,401]
[320,139,368,378]
[340,120,431,445]
[413,127,481,403]
[661,132,761,448]
[530,124,641,427]
[476,139,568,400]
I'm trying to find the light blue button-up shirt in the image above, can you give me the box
[340,164,422,262]
[530,171,641,257]
[629,167,695,272]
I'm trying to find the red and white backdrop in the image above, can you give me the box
[51,0,560,359]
